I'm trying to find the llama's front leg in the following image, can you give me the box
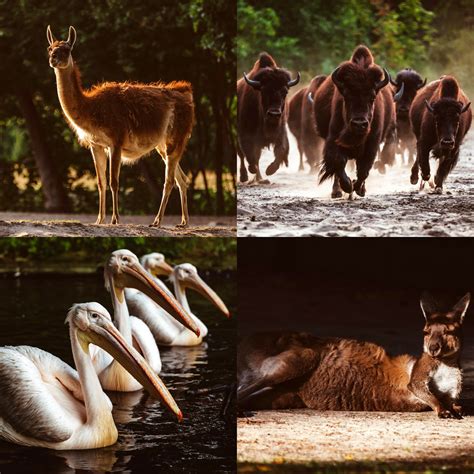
[175,163,189,227]
[91,145,107,224]
[109,146,122,225]
[152,158,177,227]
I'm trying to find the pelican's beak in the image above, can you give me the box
[84,319,183,421]
[152,261,173,277]
[122,262,200,336]
[185,273,230,318]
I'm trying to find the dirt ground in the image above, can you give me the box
[238,410,474,469]
[0,213,236,237]
[238,131,474,237]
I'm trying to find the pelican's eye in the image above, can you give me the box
[91,312,99,320]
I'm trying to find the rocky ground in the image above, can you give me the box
[238,131,474,237]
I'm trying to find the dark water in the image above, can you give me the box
[0,272,236,473]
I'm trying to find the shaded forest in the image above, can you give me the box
[0,0,236,216]
[238,0,474,98]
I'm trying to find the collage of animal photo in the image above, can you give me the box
[0,0,473,473]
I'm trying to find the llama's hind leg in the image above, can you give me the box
[109,146,122,225]
[151,151,176,227]
[91,145,107,224]
[175,164,189,227]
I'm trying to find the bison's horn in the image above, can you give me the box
[243,73,261,89]
[308,92,314,104]
[375,68,390,91]
[287,72,301,88]
[418,78,427,89]
[461,102,471,114]
[331,67,344,91]
[393,82,405,102]
[390,76,398,87]
[424,99,435,113]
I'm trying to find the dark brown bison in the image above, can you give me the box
[391,68,426,165]
[237,52,300,183]
[410,76,472,193]
[313,45,394,198]
[288,75,326,173]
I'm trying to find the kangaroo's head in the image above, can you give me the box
[46,25,76,69]
[420,292,470,359]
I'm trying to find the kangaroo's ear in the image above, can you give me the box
[451,293,471,323]
[420,292,436,321]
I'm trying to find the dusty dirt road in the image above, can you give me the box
[0,213,236,237]
[238,131,474,237]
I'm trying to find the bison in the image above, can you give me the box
[391,68,426,166]
[237,52,300,183]
[313,45,395,198]
[410,75,471,193]
[288,75,327,173]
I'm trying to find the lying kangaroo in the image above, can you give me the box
[238,293,470,418]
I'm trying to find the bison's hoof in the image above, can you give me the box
[374,162,386,175]
[258,179,271,185]
[434,186,443,195]
[438,409,454,419]
[353,180,366,197]
[410,174,418,185]
[248,163,257,174]
[240,172,249,183]
[452,405,464,418]
[331,190,343,199]
[339,175,353,194]
[266,162,280,176]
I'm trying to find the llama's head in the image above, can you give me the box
[46,25,76,69]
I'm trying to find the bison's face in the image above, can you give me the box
[332,66,389,136]
[392,71,426,119]
[425,98,471,150]
[243,68,300,127]
[395,87,417,118]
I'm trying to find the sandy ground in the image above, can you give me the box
[238,410,474,469]
[0,213,236,237]
[238,131,474,237]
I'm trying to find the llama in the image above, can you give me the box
[47,26,194,226]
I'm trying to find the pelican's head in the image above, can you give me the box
[140,253,173,277]
[105,250,200,336]
[172,264,230,318]
[66,302,183,421]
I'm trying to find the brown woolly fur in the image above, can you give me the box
[238,293,470,418]
[237,52,300,183]
[410,75,472,192]
[47,26,194,227]
[313,45,394,198]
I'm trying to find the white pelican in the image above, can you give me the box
[91,249,199,391]
[126,262,230,346]
[0,302,182,450]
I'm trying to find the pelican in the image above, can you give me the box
[91,249,200,391]
[126,261,230,346]
[0,303,182,450]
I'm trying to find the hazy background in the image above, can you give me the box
[237,0,474,99]
[0,0,236,216]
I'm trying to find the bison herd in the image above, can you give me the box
[237,46,472,198]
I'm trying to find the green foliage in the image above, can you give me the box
[0,237,237,271]
[0,0,236,215]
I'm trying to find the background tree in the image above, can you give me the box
[0,0,236,216]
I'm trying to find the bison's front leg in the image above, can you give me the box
[353,138,380,197]
[322,140,352,196]
[414,141,431,186]
[434,149,458,194]
[266,132,289,176]
[237,143,249,183]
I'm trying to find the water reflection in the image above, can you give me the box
[0,272,236,473]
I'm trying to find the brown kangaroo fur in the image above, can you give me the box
[238,292,470,418]
[47,26,194,226]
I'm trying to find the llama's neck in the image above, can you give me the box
[54,60,87,125]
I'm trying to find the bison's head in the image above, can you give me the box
[391,69,426,119]
[331,63,389,136]
[425,98,471,150]
[243,68,300,127]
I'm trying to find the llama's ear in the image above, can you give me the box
[46,25,56,45]
[67,26,77,49]
[451,293,471,323]
[420,291,436,321]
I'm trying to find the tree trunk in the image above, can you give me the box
[15,88,70,212]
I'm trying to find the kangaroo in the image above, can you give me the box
[238,292,470,418]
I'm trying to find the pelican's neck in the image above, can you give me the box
[173,280,207,336]
[110,286,133,344]
[54,59,87,125]
[70,326,111,422]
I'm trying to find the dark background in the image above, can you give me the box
[238,238,474,405]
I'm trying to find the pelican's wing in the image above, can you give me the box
[0,346,76,443]
[130,316,162,373]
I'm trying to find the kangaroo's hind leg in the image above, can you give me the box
[238,347,318,410]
